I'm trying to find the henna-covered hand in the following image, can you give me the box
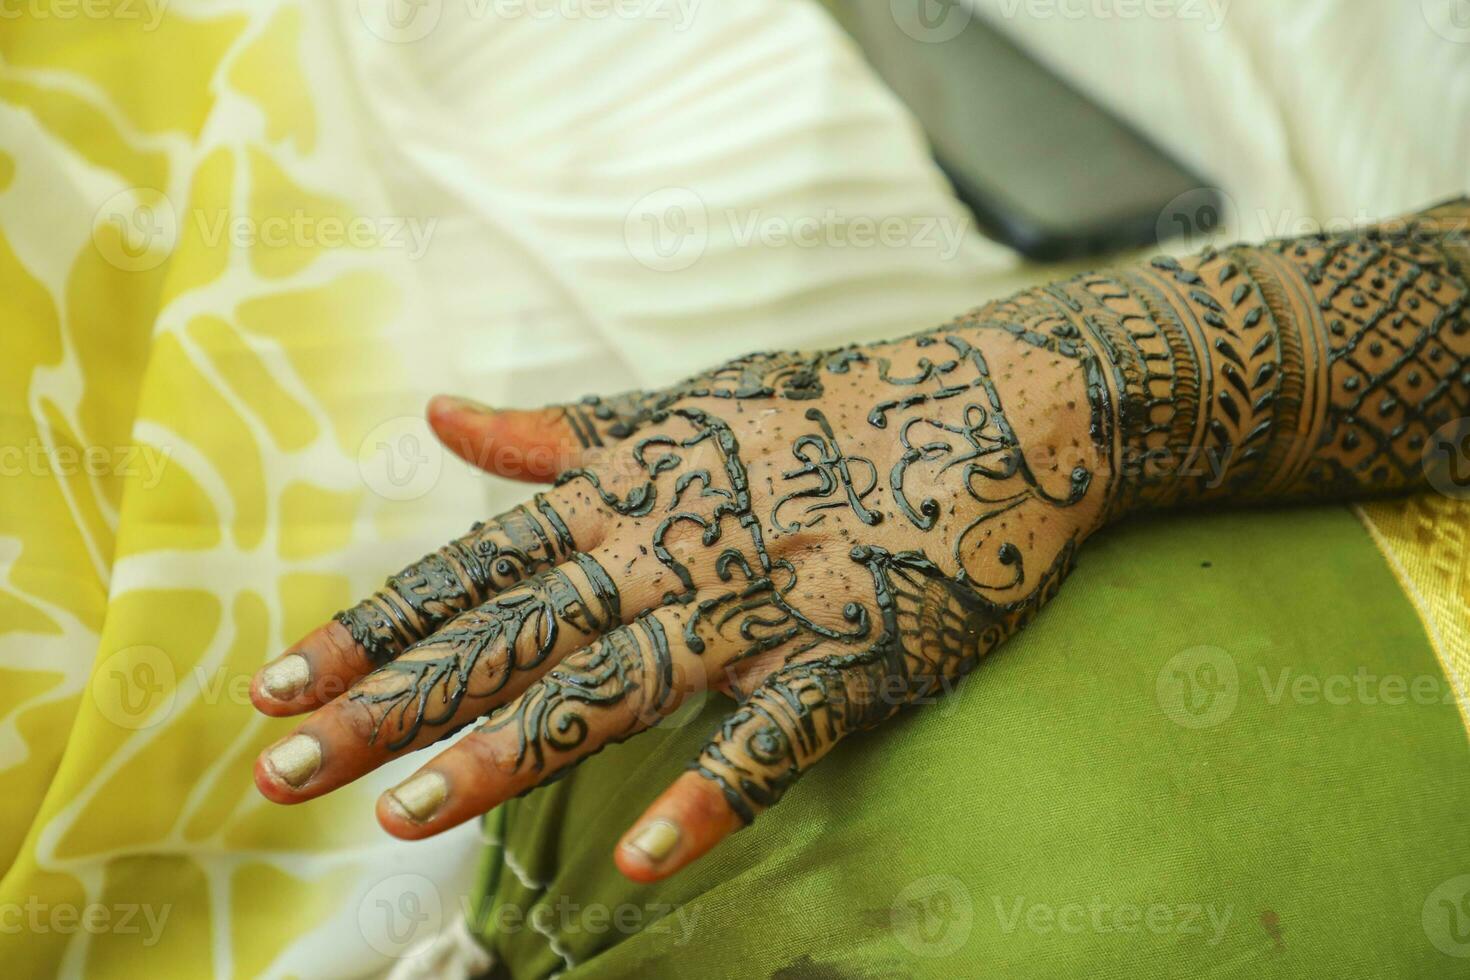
[251,200,1470,881]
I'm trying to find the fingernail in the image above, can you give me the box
[265,734,321,788]
[261,654,309,701]
[387,771,448,822]
[436,395,494,415]
[625,819,680,863]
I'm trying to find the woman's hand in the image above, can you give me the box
[250,200,1470,881]
[250,327,1110,881]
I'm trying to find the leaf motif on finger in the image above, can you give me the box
[348,553,621,751]
[479,615,679,777]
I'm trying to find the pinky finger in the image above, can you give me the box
[616,658,881,882]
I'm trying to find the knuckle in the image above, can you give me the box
[323,619,376,675]
[336,691,382,746]
[463,727,523,777]
[681,770,740,827]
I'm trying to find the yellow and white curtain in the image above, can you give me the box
[1,5,484,975]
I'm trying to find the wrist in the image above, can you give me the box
[1066,201,1470,518]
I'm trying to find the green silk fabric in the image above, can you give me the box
[471,505,1470,977]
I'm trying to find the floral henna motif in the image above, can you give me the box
[1031,200,1470,516]
[479,614,681,779]
[443,360,1097,810]
[349,553,622,750]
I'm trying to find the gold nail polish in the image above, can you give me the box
[266,734,321,788]
[626,819,680,862]
[388,771,448,822]
[261,654,309,701]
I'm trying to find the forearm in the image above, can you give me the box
[947,198,1470,525]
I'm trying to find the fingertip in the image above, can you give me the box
[615,772,744,882]
[250,622,364,715]
[427,393,491,427]
[249,677,286,716]
[375,793,426,839]
[250,653,311,716]
[427,395,496,466]
[427,396,579,482]
[376,765,460,840]
[255,729,326,803]
[253,754,303,805]
[615,841,671,883]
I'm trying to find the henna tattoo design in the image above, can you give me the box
[1052,200,1470,514]
[335,494,577,665]
[348,553,622,750]
[678,202,1470,823]
[561,349,833,448]
[692,541,1076,823]
[479,614,678,778]
[474,392,1082,797]
[881,335,1091,590]
[287,201,1468,853]
[771,407,883,533]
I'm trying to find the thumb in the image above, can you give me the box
[427,394,636,483]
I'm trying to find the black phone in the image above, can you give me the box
[835,0,1222,261]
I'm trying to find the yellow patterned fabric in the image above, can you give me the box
[1,4,1011,974]
[0,4,484,975]
[1358,498,1470,731]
